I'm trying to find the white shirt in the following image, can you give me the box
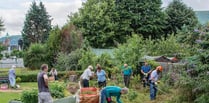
[149,70,159,83]
[81,68,92,80]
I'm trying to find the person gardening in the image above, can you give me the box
[141,62,152,87]
[96,64,107,88]
[80,65,94,87]
[121,64,132,88]
[100,86,128,103]
[149,65,163,100]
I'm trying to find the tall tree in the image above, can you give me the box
[46,26,61,67]
[60,23,83,53]
[71,0,127,48]
[71,0,167,48]
[0,17,5,34]
[22,1,51,49]
[116,0,167,39]
[165,0,198,35]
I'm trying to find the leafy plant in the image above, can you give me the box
[50,82,65,98]
[16,77,21,83]
[23,43,47,70]
[21,89,38,103]
[114,34,145,69]
[78,48,97,70]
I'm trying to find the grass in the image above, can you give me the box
[0,81,72,103]
[0,75,176,103]
[0,92,21,103]
[0,82,37,103]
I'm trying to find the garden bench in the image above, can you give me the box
[0,71,10,88]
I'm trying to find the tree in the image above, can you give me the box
[0,17,5,34]
[23,43,47,70]
[116,0,167,39]
[46,26,61,67]
[60,23,83,53]
[165,0,198,35]
[114,34,145,67]
[22,1,51,50]
[71,0,126,48]
[71,0,167,48]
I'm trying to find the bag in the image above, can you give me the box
[77,87,100,103]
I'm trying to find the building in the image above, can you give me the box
[0,33,22,51]
[195,11,209,24]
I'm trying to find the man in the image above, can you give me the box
[8,65,16,88]
[80,65,94,87]
[149,65,163,100]
[37,64,53,103]
[141,62,152,87]
[121,64,132,88]
[100,86,128,103]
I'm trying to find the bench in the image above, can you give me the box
[0,76,9,87]
[0,71,9,87]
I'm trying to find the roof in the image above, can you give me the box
[195,11,209,24]
[142,55,179,63]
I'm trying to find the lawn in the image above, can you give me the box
[0,82,37,103]
[0,76,175,103]
[0,82,72,103]
[0,92,21,103]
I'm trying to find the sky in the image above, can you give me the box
[0,0,208,37]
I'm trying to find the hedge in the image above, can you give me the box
[16,71,83,82]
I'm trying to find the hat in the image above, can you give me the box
[88,65,93,70]
[156,66,163,72]
[12,65,16,68]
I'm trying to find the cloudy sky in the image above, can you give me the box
[0,0,208,37]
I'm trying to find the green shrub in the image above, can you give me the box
[23,43,47,70]
[21,89,38,103]
[50,82,65,98]
[114,34,145,69]
[55,49,82,71]
[78,49,97,70]
[147,60,160,70]
[16,77,21,83]
[17,73,37,82]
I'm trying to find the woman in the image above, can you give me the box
[49,68,58,80]
[96,64,106,88]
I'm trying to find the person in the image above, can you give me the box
[100,86,128,103]
[8,65,16,88]
[49,68,58,80]
[149,65,163,100]
[96,64,107,88]
[80,65,94,87]
[141,62,152,87]
[37,64,53,103]
[121,64,132,88]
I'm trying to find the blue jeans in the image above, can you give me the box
[150,83,157,100]
[100,89,106,103]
